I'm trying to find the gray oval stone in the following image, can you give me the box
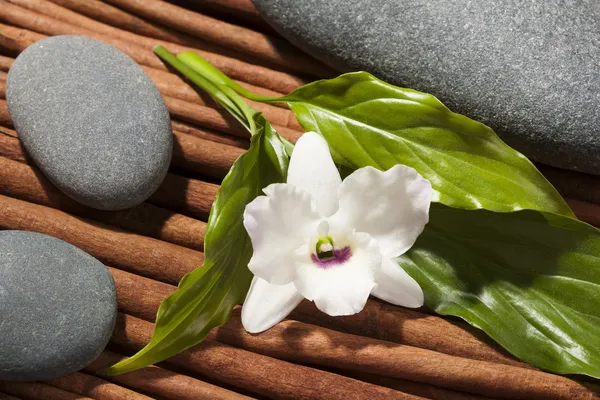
[253,0,600,175]
[6,35,172,210]
[0,231,117,381]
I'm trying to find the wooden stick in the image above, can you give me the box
[0,54,13,70]
[210,309,597,400]
[151,173,217,219]
[0,392,21,400]
[166,0,263,26]
[0,100,11,127]
[0,22,45,60]
[0,99,243,182]
[0,381,93,400]
[13,0,315,75]
[99,0,331,76]
[171,120,249,149]
[0,101,243,180]
[85,350,254,400]
[539,164,600,205]
[108,266,175,322]
[101,263,519,378]
[139,63,292,109]
[0,194,203,284]
[0,34,289,106]
[0,3,306,93]
[164,95,301,143]
[0,38,302,137]
[45,372,153,400]
[0,132,218,220]
[0,51,299,129]
[346,373,490,400]
[172,129,244,178]
[112,313,421,400]
[567,198,600,226]
[46,0,220,48]
[153,76,301,129]
[106,269,494,400]
[0,155,206,250]
[289,299,525,369]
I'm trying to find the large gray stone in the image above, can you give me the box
[0,231,117,380]
[6,35,172,210]
[253,0,600,175]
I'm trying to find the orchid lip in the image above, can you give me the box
[311,246,352,269]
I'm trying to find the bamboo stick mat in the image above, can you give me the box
[1,0,600,399]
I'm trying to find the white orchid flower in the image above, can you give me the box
[241,131,432,333]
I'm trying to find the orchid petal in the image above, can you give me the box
[293,231,380,316]
[244,183,321,284]
[287,132,342,217]
[371,257,424,308]
[241,277,304,333]
[332,165,432,258]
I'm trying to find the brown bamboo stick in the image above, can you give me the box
[0,126,24,161]
[0,155,206,250]
[0,392,21,400]
[161,0,263,26]
[567,198,600,226]
[0,194,203,284]
[0,80,5,99]
[108,266,175,321]
[0,100,11,127]
[0,18,165,69]
[0,3,306,93]
[0,22,46,57]
[107,268,493,400]
[99,0,331,76]
[0,98,243,181]
[11,0,307,74]
[0,33,288,106]
[0,99,243,179]
[45,372,153,400]
[164,95,302,143]
[139,63,291,109]
[0,132,218,219]
[0,382,93,400]
[85,350,254,400]
[165,95,244,136]
[0,37,302,137]
[171,120,249,149]
[151,173,217,219]
[153,75,301,129]
[45,0,220,48]
[539,164,600,205]
[112,313,421,400]
[0,51,299,129]
[0,54,13,70]
[349,373,492,400]
[289,299,526,369]
[210,308,597,400]
[97,261,521,377]
[172,129,244,178]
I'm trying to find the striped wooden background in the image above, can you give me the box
[1,1,600,399]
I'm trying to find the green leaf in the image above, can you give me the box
[255,72,572,217]
[154,46,257,133]
[401,204,600,378]
[101,114,290,374]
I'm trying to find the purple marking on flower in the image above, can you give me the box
[311,246,352,269]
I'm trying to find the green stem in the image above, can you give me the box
[153,46,257,133]
[177,52,284,104]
